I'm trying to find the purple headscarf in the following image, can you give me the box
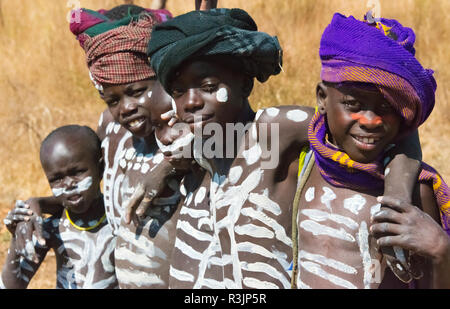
[308,13,449,235]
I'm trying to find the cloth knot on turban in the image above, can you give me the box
[147,8,283,94]
[320,13,437,132]
[70,8,172,89]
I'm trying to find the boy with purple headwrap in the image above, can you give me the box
[290,12,449,288]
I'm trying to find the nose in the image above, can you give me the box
[353,111,383,129]
[184,88,204,113]
[119,96,138,119]
[63,176,77,189]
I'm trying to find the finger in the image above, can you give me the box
[376,196,411,212]
[168,117,178,127]
[371,208,404,224]
[370,222,405,236]
[124,184,145,224]
[33,216,46,246]
[161,110,176,121]
[11,214,32,222]
[376,235,413,251]
[135,197,153,218]
[11,208,33,216]
[16,223,39,263]
[14,200,29,209]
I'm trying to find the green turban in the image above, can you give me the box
[147,8,283,93]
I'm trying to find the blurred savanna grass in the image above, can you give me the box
[0,0,448,289]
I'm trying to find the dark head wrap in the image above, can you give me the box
[147,8,283,94]
[69,7,172,90]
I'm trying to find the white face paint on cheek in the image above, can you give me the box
[216,88,229,103]
[51,176,93,197]
[147,91,153,98]
[139,97,146,105]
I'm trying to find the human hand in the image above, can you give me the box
[371,196,450,265]
[4,200,33,235]
[123,159,176,225]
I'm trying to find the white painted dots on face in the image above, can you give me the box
[139,97,146,105]
[147,91,153,99]
[266,107,280,117]
[216,88,228,103]
[286,110,308,122]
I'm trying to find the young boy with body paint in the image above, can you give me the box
[1,125,117,289]
[147,8,429,288]
[289,13,450,289]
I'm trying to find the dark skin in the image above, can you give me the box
[2,133,109,288]
[309,82,450,288]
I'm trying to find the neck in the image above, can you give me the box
[66,193,104,224]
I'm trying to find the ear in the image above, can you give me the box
[98,156,105,177]
[316,82,328,115]
[241,77,254,99]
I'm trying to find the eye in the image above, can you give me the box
[171,88,185,98]
[105,98,119,107]
[342,99,361,111]
[132,88,146,98]
[75,169,87,177]
[49,177,63,186]
[201,83,218,94]
[378,102,394,114]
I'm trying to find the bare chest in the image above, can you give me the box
[296,165,384,289]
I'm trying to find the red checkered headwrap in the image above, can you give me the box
[78,14,158,89]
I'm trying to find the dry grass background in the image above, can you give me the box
[0,0,448,289]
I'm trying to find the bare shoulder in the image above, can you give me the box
[96,108,114,140]
[254,105,315,148]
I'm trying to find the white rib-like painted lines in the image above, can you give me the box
[299,220,356,242]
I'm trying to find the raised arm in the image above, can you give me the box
[195,0,218,10]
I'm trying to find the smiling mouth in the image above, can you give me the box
[66,194,83,206]
[126,117,146,130]
[351,135,382,150]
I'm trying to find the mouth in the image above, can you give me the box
[65,194,83,207]
[185,114,215,132]
[124,116,148,133]
[351,134,382,151]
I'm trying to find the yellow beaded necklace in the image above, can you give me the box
[65,209,107,231]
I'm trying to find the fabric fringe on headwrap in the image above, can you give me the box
[320,13,436,133]
[147,8,283,94]
[70,8,172,88]
[308,111,450,236]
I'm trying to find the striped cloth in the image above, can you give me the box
[70,8,172,88]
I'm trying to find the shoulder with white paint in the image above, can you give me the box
[96,108,114,141]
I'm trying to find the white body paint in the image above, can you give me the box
[52,176,93,197]
[286,110,308,122]
[343,194,367,215]
[216,88,229,103]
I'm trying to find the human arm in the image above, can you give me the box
[383,129,422,203]
[123,158,177,225]
[195,0,218,10]
[1,221,49,289]
[371,191,450,289]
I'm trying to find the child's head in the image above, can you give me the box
[40,125,103,214]
[316,13,437,163]
[70,5,172,140]
[317,81,401,163]
[150,82,194,171]
[148,8,282,136]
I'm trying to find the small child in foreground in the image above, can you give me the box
[1,125,117,289]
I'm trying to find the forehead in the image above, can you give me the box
[172,59,235,85]
[329,83,384,100]
[41,135,95,167]
[102,79,156,95]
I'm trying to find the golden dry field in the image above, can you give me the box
[0,0,448,289]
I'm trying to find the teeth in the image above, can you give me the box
[129,119,144,128]
[357,137,377,144]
